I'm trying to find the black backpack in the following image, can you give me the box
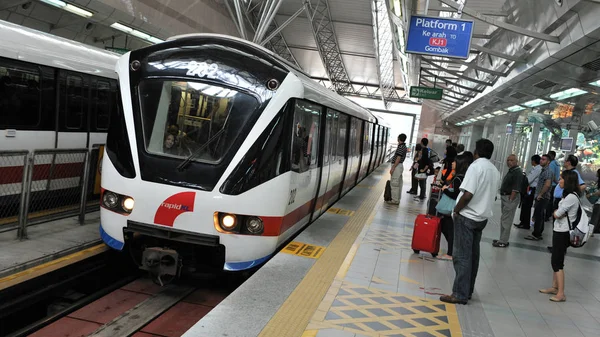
[519,171,529,197]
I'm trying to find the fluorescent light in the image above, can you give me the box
[506,105,525,112]
[492,110,507,115]
[111,22,133,33]
[476,116,485,120]
[40,0,92,18]
[590,80,600,87]
[64,4,92,17]
[188,82,208,90]
[40,0,66,8]
[202,86,222,96]
[523,98,550,108]
[110,22,163,45]
[483,114,493,118]
[147,36,164,44]
[549,88,587,100]
[131,30,151,40]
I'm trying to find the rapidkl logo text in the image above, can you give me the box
[154,192,196,227]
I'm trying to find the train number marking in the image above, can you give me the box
[288,188,297,205]
[186,61,219,79]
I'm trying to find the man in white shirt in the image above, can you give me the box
[515,155,542,229]
[440,139,500,305]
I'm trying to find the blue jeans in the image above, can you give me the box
[452,213,487,301]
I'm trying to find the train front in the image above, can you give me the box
[99,36,294,278]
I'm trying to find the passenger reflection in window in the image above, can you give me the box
[163,134,179,156]
[292,124,308,172]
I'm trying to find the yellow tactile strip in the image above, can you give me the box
[258,174,387,337]
[306,282,462,337]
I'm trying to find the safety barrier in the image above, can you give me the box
[0,146,104,240]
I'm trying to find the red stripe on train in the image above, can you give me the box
[0,163,84,185]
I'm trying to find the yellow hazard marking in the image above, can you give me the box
[259,173,386,337]
[371,276,390,285]
[300,330,318,337]
[326,207,356,217]
[0,243,107,291]
[282,241,325,259]
[400,275,422,286]
[307,282,462,337]
[0,201,100,225]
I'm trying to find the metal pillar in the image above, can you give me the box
[528,123,540,165]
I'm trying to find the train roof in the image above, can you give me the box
[167,33,384,125]
[0,19,119,79]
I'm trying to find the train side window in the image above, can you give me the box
[65,75,84,130]
[291,100,321,173]
[93,80,111,131]
[0,62,41,128]
[337,113,348,159]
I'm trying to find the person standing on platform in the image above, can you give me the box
[545,151,560,221]
[408,138,429,195]
[456,144,465,155]
[388,134,407,205]
[440,139,500,305]
[525,154,553,241]
[515,155,542,229]
[547,154,586,251]
[493,154,523,248]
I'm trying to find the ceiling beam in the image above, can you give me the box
[287,44,377,59]
[304,0,355,94]
[421,58,493,86]
[372,0,400,108]
[275,12,372,27]
[422,56,508,77]
[439,0,560,43]
[426,4,508,17]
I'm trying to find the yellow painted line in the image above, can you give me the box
[400,275,422,286]
[258,172,386,337]
[0,243,108,291]
[326,208,355,217]
[300,330,318,337]
[281,241,325,259]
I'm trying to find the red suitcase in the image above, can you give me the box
[412,214,441,257]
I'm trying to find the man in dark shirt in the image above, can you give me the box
[525,154,552,241]
[493,154,522,247]
[388,134,407,205]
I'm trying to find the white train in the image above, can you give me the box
[0,19,119,217]
[99,34,390,277]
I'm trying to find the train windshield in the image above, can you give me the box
[139,80,259,164]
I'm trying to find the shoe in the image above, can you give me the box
[407,190,417,194]
[524,234,541,240]
[549,296,566,302]
[386,200,399,205]
[539,287,558,295]
[440,294,467,305]
[514,224,529,229]
[493,239,498,243]
[492,241,509,248]
[547,246,552,252]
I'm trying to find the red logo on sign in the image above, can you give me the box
[429,38,447,47]
[154,192,195,227]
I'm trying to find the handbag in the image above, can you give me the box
[415,173,427,180]
[436,192,455,215]
[566,193,594,248]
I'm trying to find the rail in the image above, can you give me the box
[0,146,104,240]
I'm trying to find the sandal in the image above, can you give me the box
[550,296,566,302]
[539,288,558,295]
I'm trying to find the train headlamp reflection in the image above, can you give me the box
[122,197,135,211]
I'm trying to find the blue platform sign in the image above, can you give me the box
[406,15,474,59]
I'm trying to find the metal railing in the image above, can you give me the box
[0,146,103,240]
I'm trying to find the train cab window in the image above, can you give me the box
[291,100,321,173]
[65,75,85,129]
[139,80,259,164]
[93,80,111,131]
[0,62,41,128]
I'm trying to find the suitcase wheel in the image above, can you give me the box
[432,253,438,258]
[413,249,420,254]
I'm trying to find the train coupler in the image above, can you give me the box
[140,247,181,286]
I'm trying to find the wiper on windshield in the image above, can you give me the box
[176,128,226,171]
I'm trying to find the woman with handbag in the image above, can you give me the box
[539,170,581,302]
[436,153,473,260]
[413,147,431,201]
[408,144,423,195]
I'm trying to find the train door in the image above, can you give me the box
[334,113,349,202]
[341,117,356,196]
[89,79,116,148]
[314,109,335,216]
[286,100,321,230]
[353,119,364,185]
[57,71,89,148]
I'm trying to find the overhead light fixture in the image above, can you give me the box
[483,113,493,118]
[549,88,587,100]
[476,116,485,120]
[506,105,525,112]
[40,0,93,18]
[523,98,550,108]
[492,110,507,115]
[590,80,600,87]
[110,22,164,44]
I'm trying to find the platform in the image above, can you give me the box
[0,212,103,283]
[184,164,600,337]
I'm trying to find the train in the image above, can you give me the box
[0,19,119,218]
[98,34,390,280]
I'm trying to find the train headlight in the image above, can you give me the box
[103,191,118,209]
[246,217,264,234]
[221,214,237,230]
[122,197,135,212]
